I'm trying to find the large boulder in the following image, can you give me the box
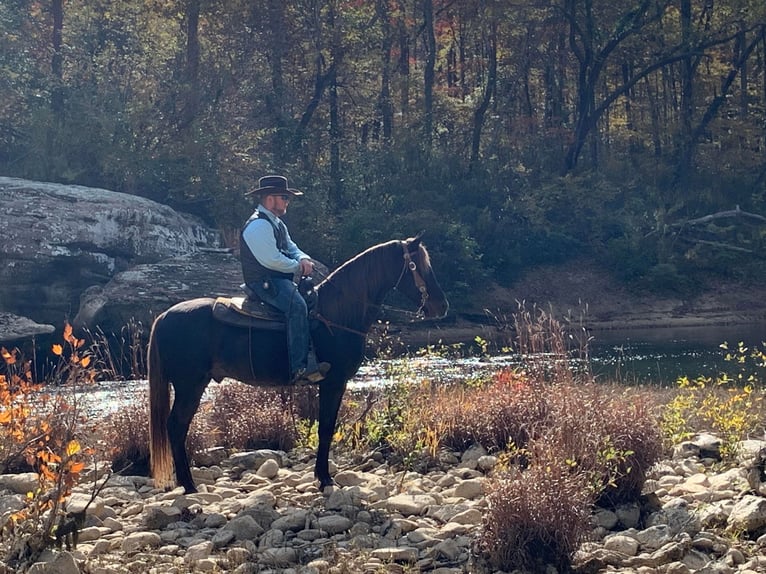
[0,177,220,330]
[73,250,243,334]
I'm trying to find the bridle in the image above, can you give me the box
[313,241,432,335]
[396,241,430,315]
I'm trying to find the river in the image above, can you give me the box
[61,322,766,418]
[588,322,766,386]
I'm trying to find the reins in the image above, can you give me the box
[313,241,432,336]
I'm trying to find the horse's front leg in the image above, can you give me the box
[315,380,346,489]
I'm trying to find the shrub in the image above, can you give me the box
[100,398,151,476]
[545,382,664,506]
[1,326,97,569]
[207,383,301,452]
[410,371,549,455]
[660,341,766,461]
[476,441,593,572]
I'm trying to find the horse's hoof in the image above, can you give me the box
[317,477,335,494]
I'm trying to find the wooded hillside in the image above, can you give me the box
[1,1,765,309]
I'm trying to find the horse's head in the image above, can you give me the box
[397,233,449,319]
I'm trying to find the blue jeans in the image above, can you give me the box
[251,277,309,377]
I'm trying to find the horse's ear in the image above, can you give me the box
[406,230,425,251]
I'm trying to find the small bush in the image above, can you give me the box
[207,384,301,452]
[411,371,549,455]
[100,398,151,476]
[660,341,766,461]
[545,382,664,505]
[476,441,593,572]
[1,326,98,569]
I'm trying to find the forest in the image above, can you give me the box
[1,0,765,302]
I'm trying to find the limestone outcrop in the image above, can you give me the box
[72,249,243,335]
[0,312,55,343]
[0,177,220,336]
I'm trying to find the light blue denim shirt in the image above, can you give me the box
[241,205,310,275]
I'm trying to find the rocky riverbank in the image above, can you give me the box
[2,434,766,573]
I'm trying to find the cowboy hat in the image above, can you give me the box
[245,175,303,196]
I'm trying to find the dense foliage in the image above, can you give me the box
[2,1,765,305]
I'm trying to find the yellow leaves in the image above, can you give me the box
[52,344,63,356]
[80,356,91,368]
[0,409,11,424]
[68,461,86,474]
[66,439,81,457]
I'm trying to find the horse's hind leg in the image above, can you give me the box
[168,379,207,494]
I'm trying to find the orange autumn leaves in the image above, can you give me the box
[51,322,91,368]
[1,322,94,530]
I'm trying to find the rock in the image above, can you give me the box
[0,177,219,332]
[13,431,764,574]
[727,495,766,533]
[143,506,182,530]
[316,515,353,535]
[604,534,640,556]
[255,458,280,479]
[222,515,264,541]
[121,531,162,553]
[26,551,79,574]
[72,249,242,334]
[384,494,437,516]
[452,478,485,499]
[0,313,55,342]
[371,546,419,563]
[0,473,39,495]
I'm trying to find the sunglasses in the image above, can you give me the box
[271,194,291,201]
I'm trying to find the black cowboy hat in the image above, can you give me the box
[245,175,303,197]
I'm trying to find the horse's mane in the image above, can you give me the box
[316,239,407,330]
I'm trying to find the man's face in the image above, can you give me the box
[265,193,291,216]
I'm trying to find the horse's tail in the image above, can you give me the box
[148,315,174,490]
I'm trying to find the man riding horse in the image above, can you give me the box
[240,175,330,385]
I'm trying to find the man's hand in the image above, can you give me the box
[299,259,314,277]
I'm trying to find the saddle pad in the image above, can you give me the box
[212,296,286,330]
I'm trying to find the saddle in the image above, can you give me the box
[211,296,286,330]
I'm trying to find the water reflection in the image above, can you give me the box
[588,323,766,386]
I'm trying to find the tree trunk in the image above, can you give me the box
[470,22,497,170]
[181,0,201,129]
[263,0,290,162]
[737,25,747,117]
[671,0,696,193]
[422,0,435,149]
[376,0,394,141]
[51,0,64,115]
[328,3,343,208]
[675,28,763,186]
[396,0,410,121]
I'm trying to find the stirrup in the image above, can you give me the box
[291,362,331,385]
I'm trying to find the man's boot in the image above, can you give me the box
[291,352,331,384]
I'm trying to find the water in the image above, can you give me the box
[588,323,766,386]
[64,322,766,417]
[356,323,766,388]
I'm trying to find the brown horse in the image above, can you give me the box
[149,235,449,493]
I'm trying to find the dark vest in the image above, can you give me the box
[240,211,294,284]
